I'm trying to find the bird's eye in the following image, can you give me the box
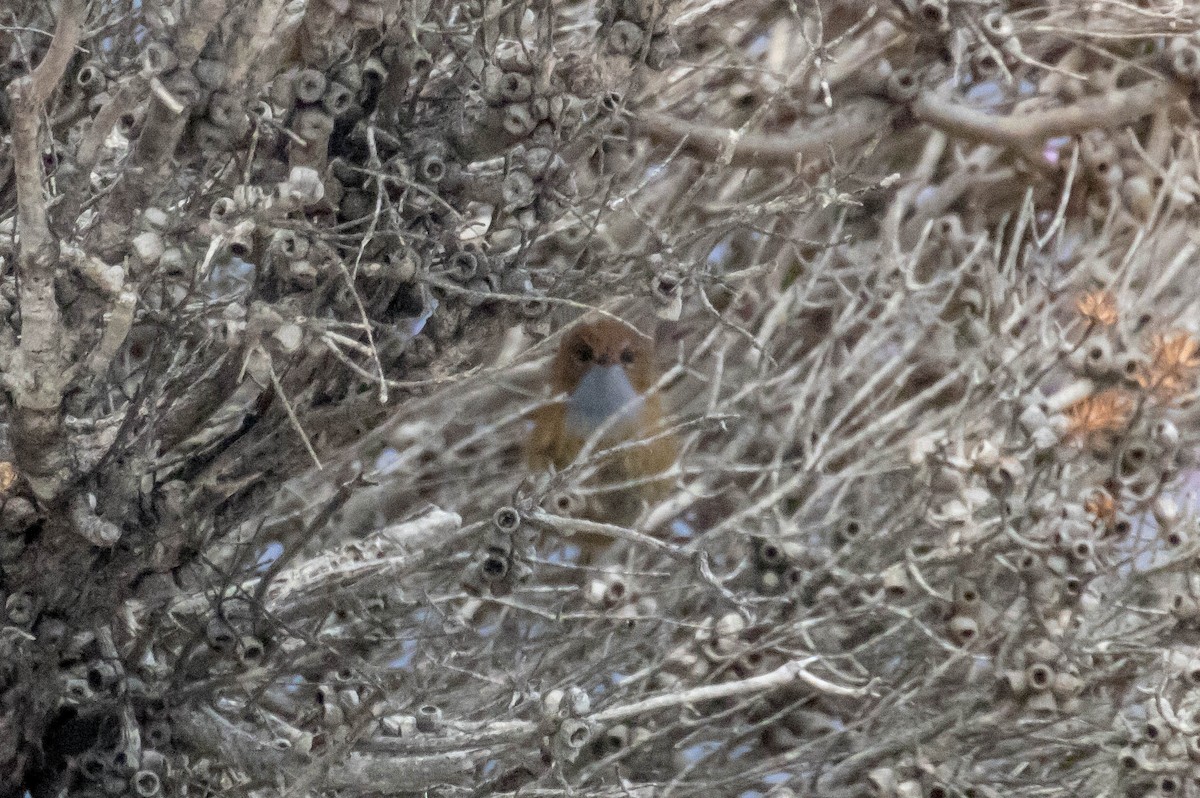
[576,344,593,362]
[620,349,635,364]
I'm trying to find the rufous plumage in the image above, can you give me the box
[526,317,678,536]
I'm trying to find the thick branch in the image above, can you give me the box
[180,705,478,790]
[911,79,1187,155]
[22,1,84,104]
[366,659,867,757]
[3,0,85,501]
[325,752,477,792]
[592,658,870,723]
[637,103,891,169]
[160,508,470,621]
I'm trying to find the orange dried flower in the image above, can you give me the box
[1083,490,1116,525]
[1066,389,1133,439]
[1138,330,1200,399]
[1076,290,1118,326]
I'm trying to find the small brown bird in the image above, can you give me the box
[526,317,678,533]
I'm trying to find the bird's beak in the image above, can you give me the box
[564,364,643,436]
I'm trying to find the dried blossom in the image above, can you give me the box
[1083,490,1116,525]
[1066,390,1133,440]
[1139,330,1200,399]
[1076,290,1118,326]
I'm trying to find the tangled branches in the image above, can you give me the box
[2,0,1200,796]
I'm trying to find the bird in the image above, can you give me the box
[526,317,678,540]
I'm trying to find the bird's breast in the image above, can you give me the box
[563,364,645,439]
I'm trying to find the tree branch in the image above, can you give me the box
[363,660,868,760]
[637,103,891,169]
[911,79,1187,160]
[324,752,478,792]
[591,657,871,724]
[3,0,85,501]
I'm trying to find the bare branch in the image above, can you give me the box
[3,0,85,501]
[912,79,1187,157]
[637,104,892,168]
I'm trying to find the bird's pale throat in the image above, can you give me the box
[563,364,645,438]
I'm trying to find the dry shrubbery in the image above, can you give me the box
[4,0,1200,796]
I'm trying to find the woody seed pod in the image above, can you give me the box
[1171,43,1200,79]
[321,701,345,728]
[205,618,237,652]
[1123,175,1156,219]
[881,562,910,599]
[972,48,1004,81]
[502,170,537,209]
[271,230,310,259]
[132,232,165,265]
[193,58,226,89]
[549,489,585,513]
[133,770,161,798]
[294,109,335,143]
[867,767,899,797]
[557,718,591,749]
[1052,671,1083,699]
[227,220,256,260]
[886,68,920,102]
[415,704,443,732]
[238,635,266,665]
[608,20,645,56]
[980,9,1014,42]
[164,70,203,107]
[87,660,120,693]
[293,69,328,103]
[1073,335,1114,378]
[5,593,34,628]
[419,153,446,183]
[754,537,788,569]
[947,614,979,644]
[953,580,982,612]
[193,121,233,153]
[1154,420,1180,448]
[1115,351,1148,386]
[206,91,243,129]
[446,250,482,282]
[598,723,629,754]
[333,63,362,93]
[502,104,536,137]
[323,82,356,116]
[478,548,510,582]
[493,506,521,533]
[646,33,680,69]
[1024,689,1058,715]
[498,72,533,103]
[141,42,177,75]
[918,0,948,27]
[76,61,104,90]
[363,57,387,83]
[542,688,567,719]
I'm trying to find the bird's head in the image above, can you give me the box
[550,318,658,437]
[551,318,655,393]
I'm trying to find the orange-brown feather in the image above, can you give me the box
[526,318,678,534]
